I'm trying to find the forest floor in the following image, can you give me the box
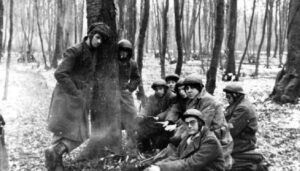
[0,53,299,171]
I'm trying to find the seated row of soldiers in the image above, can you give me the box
[137,74,268,171]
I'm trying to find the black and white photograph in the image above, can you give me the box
[0,0,299,170]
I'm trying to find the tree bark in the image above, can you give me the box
[271,0,300,104]
[266,0,274,68]
[3,0,13,100]
[0,0,3,62]
[51,0,64,68]
[117,0,125,38]
[126,0,137,46]
[224,0,237,79]
[273,0,279,59]
[206,0,224,94]
[174,0,183,75]
[35,0,49,70]
[254,0,269,77]
[160,0,169,78]
[83,0,121,158]
[137,0,150,108]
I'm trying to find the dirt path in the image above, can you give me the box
[0,64,52,170]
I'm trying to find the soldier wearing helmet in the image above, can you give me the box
[182,74,233,170]
[145,109,225,171]
[116,39,141,152]
[45,22,111,170]
[223,84,260,171]
[137,79,176,153]
[165,73,180,92]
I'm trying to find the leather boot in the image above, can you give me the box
[45,143,67,171]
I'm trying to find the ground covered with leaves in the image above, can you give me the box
[0,54,299,170]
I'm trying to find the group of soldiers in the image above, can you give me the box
[45,22,268,171]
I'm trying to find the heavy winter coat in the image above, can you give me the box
[185,89,233,165]
[48,40,95,142]
[143,90,176,117]
[156,127,225,171]
[225,96,258,154]
[119,59,140,135]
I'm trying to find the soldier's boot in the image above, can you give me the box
[55,156,64,171]
[45,143,67,171]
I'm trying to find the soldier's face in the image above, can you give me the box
[91,33,102,48]
[155,86,165,97]
[120,50,129,59]
[225,93,234,104]
[185,85,199,99]
[167,80,176,91]
[185,117,199,136]
[178,86,187,98]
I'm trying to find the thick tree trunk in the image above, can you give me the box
[51,0,64,68]
[271,0,300,104]
[137,0,150,108]
[254,0,269,77]
[266,0,274,68]
[35,0,49,70]
[160,0,169,78]
[3,0,13,100]
[206,0,224,94]
[174,0,183,75]
[224,0,237,79]
[0,0,3,62]
[83,0,121,158]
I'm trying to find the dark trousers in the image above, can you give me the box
[137,117,174,152]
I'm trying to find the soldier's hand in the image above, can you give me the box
[165,124,176,131]
[144,165,160,171]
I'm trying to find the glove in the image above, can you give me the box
[144,165,160,171]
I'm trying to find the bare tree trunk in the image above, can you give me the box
[254,0,269,77]
[35,0,49,70]
[3,0,13,100]
[83,0,121,158]
[0,0,3,62]
[126,0,137,46]
[224,0,237,79]
[52,0,64,68]
[237,0,256,80]
[273,0,279,59]
[206,0,224,94]
[63,0,74,49]
[278,0,288,67]
[160,0,169,78]
[137,0,150,108]
[271,0,300,104]
[203,0,209,53]
[74,0,77,43]
[117,0,125,38]
[78,0,84,40]
[266,0,274,68]
[174,0,183,75]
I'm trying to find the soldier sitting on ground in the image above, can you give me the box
[137,79,176,153]
[144,109,225,171]
[223,84,268,171]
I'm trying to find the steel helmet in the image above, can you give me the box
[183,74,203,86]
[223,84,245,94]
[118,39,133,50]
[182,109,205,124]
[151,79,168,90]
[165,74,180,82]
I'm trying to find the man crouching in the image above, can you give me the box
[144,109,225,171]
